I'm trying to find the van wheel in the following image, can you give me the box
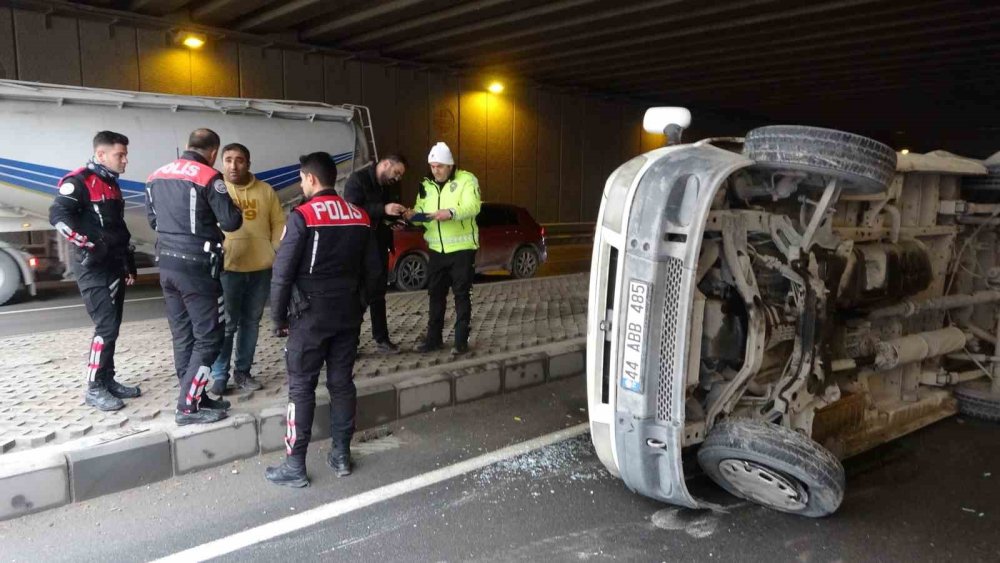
[743,125,897,194]
[511,246,539,279]
[395,254,428,291]
[697,418,845,517]
[0,252,21,306]
[953,379,1000,422]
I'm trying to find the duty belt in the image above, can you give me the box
[158,250,210,264]
[159,241,222,279]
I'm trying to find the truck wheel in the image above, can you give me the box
[697,418,845,517]
[953,379,1000,422]
[0,252,21,306]
[511,246,539,279]
[743,125,897,194]
[395,254,428,291]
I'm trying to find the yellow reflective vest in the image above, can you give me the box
[414,169,482,253]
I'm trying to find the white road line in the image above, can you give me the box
[151,423,590,563]
[0,296,164,315]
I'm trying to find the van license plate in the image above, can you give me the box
[620,280,650,393]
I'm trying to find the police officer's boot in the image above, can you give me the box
[265,457,309,488]
[175,408,227,425]
[233,370,263,392]
[326,449,352,477]
[85,382,125,412]
[199,395,231,411]
[104,372,142,399]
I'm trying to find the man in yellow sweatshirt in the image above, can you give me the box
[210,143,285,395]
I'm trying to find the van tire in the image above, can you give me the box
[743,125,897,194]
[953,379,1000,423]
[0,252,21,306]
[698,418,845,517]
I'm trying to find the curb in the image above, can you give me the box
[0,338,585,521]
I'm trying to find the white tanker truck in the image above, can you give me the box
[0,79,376,305]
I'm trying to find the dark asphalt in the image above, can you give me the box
[0,244,592,337]
[1,376,997,562]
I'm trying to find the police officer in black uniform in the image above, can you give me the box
[145,129,243,425]
[266,152,380,487]
[49,131,141,411]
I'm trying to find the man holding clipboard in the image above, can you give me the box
[405,142,482,356]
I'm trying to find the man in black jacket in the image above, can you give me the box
[49,131,140,412]
[342,154,407,353]
[266,152,380,488]
[145,129,243,425]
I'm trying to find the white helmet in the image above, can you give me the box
[427,142,454,165]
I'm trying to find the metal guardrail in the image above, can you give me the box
[542,222,595,245]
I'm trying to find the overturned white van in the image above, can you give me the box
[588,108,1000,517]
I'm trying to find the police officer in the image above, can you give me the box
[266,152,379,488]
[49,131,140,411]
[145,129,243,425]
[406,142,482,355]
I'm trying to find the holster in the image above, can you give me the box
[204,242,222,280]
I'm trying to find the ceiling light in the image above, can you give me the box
[487,81,504,94]
[178,32,206,49]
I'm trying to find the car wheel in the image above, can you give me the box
[0,252,21,306]
[395,254,428,291]
[953,379,1000,422]
[742,125,897,194]
[697,418,845,517]
[511,246,539,279]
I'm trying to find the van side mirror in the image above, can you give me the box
[643,107,692,146]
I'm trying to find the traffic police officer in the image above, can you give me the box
[49,130,140,411]
[145,128,243,425]
[407,142,482,355]
[266,152,380,488]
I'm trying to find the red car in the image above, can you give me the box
[389,203,547,291]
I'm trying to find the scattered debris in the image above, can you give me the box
[473,435,610,487]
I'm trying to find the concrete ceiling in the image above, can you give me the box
[62,0,1000,144]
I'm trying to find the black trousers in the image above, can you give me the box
[364,247,391,343]
[426,249,475,346]
[160,268,224,412]
[284,295,361,461]
[79,271,126,388]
